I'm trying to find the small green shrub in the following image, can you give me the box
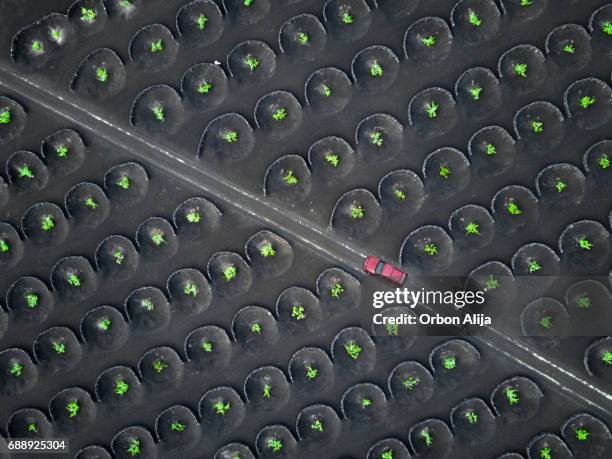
[468,9,482,27]
[114,380,129,396]
[423,243,438,256]
[504,387,519,405]
[65,400,80,417]
[244,56,260,72]
[197,15,208,30]
[469,86,482,101]
[425,101,439,119]
[96,67,109,82]
[351,204,365,220]
[330,282,344,298]
[223,266,237,281]
[465,222,480,235]
[81,7,97,24]
[283,169,298,185]
[421,35,436,47]
[197,81,213,94]
[580,96,596,109]
[259,242,276,257]
[0,110,12,124]
[150,40,164,53]
[514,63,527,78]
[117,175,131,189]
[344,342,362,360]
[370,131,384,147]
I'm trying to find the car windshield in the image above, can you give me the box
[375,261,385,275]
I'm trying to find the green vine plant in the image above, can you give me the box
[563,42,575,54]
[419,428,433,447]
[370,61,383,77]
[52,342,66,354]
[468,9,482,27]
[244,56,260,72]
[344,342,362,360]
[214,400,231,415]
[197,81,213,94]
[504,387,520,405]
[291,305,306,320]
[26,293,39,308]
[223,265,237,281]
[170,422,185,432]
[531,120,543,133]
[151,105,165,122]
[297,32,309,45]
[528,259,542,274]
[325,153,339,167]
[0,109,11,124]
[580,96,596,109]
[330,282,344,298]
[464,410,479,424]
[469,86,482,101]
[351,204,365,220]
[80,7,97,24]
[514,63,527,78]
[425,101,439,119]
[267,438,283,453]
[272,108,287,121]
[423,243,438,256]
[126,439,141,456]
[114,380,129,396]
[465,222,480,235]
[10,362,23,377]
[539,315,553,329]
[150,229,166,246]
[402,375,419,390]
[67,273,81,288]
[259,242,276,257]
[186,210,201,223]
[18,165,34,179]
[96,67,109,83]
[575,428,590,441]
[341,11,353,24]
[31,40,43,54]
[311,419,324,432]
[506,200,522,215]
[578,237,593,250]
[283,170,298,185]
[421,35,436,47]
[66,400,80,417]
[153,359,168,373]
[117,175,131,189]
[306,365,318,380]
[555,180,567,193]
[150,40,164,53]
[197,14,208,31]
[442,355,456,370]
[98,318,111,331]
[438,165,451,180]
[370,131,384,147]
[51,30,63,44]
[224,130,238,143]
[184,281,199,297]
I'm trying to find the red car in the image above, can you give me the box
[363,256,407,285]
